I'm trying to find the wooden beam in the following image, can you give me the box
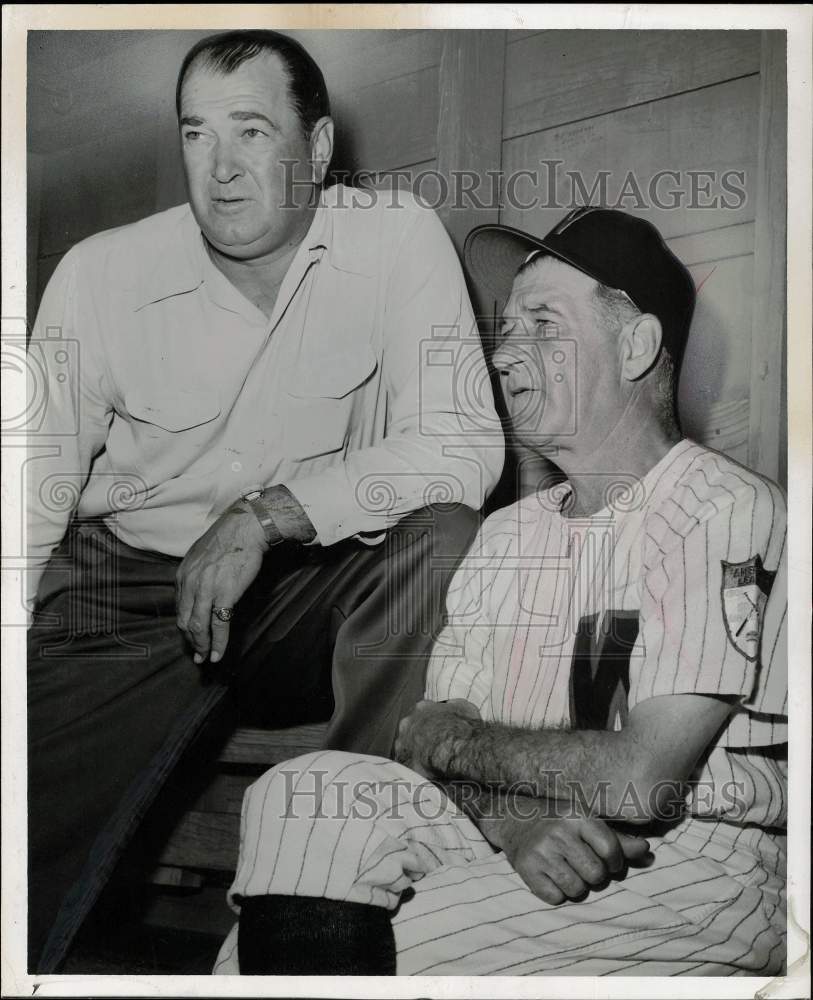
[148,865,204,890]
[748,31,787,485]
[144,885,235,937]
[218,723,327,768]
[189,773,253,816]
[434,30,506,258]
[158,810,239,872]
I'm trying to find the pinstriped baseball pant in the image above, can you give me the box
[214,751,786,977]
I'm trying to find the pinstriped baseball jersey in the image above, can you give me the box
[427,438,787,829]
[213,438,787,977]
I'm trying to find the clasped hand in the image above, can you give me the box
[499,810,652,905]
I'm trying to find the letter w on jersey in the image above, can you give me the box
[569,610,640,731]
[721,555,776,661]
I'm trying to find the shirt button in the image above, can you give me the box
[231,461,242,472]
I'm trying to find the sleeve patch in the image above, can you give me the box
[721,555,776,662]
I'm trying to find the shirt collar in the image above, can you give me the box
[133,207,205,311]
[134,184,377,311]
[551,438,697,519]
[135,184,379,310]
[316,183,378,277]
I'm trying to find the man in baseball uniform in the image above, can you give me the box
[213,208,787,976]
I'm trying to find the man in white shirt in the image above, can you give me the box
[26,30,502,971]
[214,207,787,977]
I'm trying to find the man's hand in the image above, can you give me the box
[176,503,268,664]
[394,699,482,775]
[500,812,652,904]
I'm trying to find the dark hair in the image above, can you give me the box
[176,29,330,137]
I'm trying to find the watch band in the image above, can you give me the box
[241,488,281,544]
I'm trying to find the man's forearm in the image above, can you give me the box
[429,718,658,821]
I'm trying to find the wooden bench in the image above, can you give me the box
[144,723,328,937]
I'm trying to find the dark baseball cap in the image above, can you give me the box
[464,207,696,367]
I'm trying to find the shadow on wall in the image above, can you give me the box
[680,257,752,466]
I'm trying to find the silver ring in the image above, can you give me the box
[212,606,234,623]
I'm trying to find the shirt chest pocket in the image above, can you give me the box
[123,390,222,477]
[283,349,377,461]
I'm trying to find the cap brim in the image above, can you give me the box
[463,224,544,312]
[464,223,615,316]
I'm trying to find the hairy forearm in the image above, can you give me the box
[429,719,665,821]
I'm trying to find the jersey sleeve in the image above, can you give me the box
[629,475,787,738]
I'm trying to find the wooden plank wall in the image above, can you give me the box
[27,28,785,484]
[497,30,786,484]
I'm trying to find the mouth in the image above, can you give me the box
[211,196,250,211]
[504,379,544,400]
[500,368,545,401]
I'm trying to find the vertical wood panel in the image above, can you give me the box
[435,31,506,256]
[748,31,787,485]
[432,31,515,509]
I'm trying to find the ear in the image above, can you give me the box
[309,116,334,184]
[619,314,663,381]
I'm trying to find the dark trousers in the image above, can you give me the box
[28,504,478,972]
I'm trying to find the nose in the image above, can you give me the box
[211,140,243,184]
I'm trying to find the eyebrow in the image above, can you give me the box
[500,301,563,327]
[520,302,563,317]
[179,111,278,129]
[228,110,277,128]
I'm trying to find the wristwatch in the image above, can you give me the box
[241,487,279,542]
